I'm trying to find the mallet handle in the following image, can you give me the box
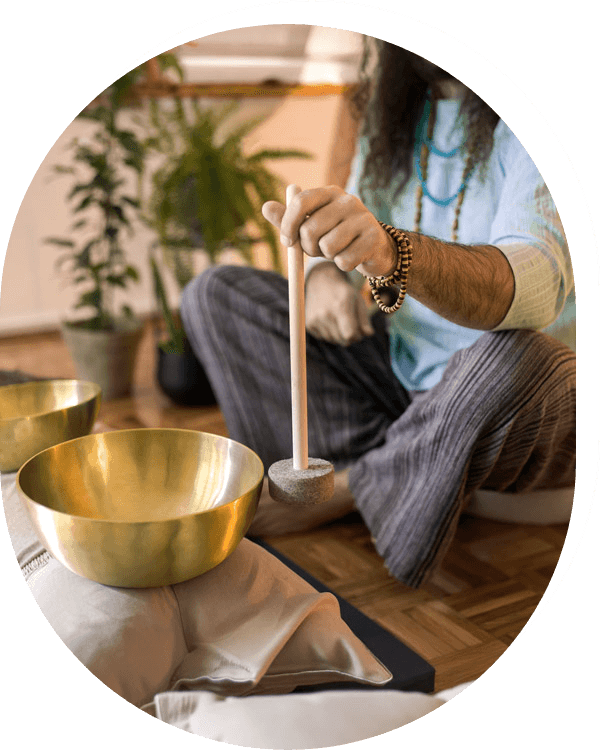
[286,184,309,471]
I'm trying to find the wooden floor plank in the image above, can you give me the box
[430,640,508,692]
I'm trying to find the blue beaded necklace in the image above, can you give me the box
[414,98,474,208]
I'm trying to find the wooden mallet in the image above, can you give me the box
[267,185,335,505]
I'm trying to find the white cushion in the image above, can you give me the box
[466,487,574,524]
[148,688,446,748]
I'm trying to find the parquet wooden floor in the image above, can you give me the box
[0,322,570,692]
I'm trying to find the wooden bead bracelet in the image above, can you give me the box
[367,222,414,313]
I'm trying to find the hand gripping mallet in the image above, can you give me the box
[267,185,335,505]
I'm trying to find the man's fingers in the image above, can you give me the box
[261,201,285,229]
[307,293,369,346]
[337,311,364,346]
[279,186,341,246]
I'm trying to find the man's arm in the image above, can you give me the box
[403,231,515,330]
[265,185,515,332]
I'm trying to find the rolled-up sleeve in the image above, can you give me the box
[489,128,572,331]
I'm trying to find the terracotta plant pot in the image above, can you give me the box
[61,319,144,401]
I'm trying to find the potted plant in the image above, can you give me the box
[143,98,311,405]
[149,252,216,405]
[46,55,182,400]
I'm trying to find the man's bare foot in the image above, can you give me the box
[248,467,355,537]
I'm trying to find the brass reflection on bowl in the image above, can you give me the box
[16,428,264,588]
[0,379,101,473]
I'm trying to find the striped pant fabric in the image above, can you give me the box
[181,266,576,588]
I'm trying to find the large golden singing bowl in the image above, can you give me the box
[16,428,264,588]
[0,380,101,472]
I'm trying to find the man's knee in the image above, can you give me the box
[458,329,574,380]
[181,266,240,319]
[181,266,289,346]
[437,329,575,422]
[183,267,263,337]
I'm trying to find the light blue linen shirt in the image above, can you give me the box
[310,99,574,392]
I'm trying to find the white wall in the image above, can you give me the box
[0,26,362,336]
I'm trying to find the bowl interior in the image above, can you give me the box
[0,380,100,422]
[17,429,264,523]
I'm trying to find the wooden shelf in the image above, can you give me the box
[85,58,356,107]
[140,54,355,98]
[134,81,354,99]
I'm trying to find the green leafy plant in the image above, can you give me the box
[46,54,183,331]
[150,253,186,354]
[143,98,311,352]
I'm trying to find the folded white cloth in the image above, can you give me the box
[2,471,391,708]
[146,687,455,748]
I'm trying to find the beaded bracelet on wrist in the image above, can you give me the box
[367,222,414,313]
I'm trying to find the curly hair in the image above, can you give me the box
[350,38,500,203]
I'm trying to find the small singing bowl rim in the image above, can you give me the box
[16,427,265,526]
[0,379,102,425]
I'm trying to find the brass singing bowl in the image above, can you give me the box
[0,380,101,472]
[16,428,264,588]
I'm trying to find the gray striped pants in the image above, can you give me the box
[181,266,576,587]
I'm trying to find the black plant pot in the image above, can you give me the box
[156,339,217,406]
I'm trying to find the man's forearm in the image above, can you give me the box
[405,231,515,330]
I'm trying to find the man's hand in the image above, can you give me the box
[262,185,398,278]
[305,263,374,346]
[262,184,516,331]
[261,185,379,345]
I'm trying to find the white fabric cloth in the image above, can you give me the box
[2,471,391,708]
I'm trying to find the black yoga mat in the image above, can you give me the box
[250,537,435,694]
